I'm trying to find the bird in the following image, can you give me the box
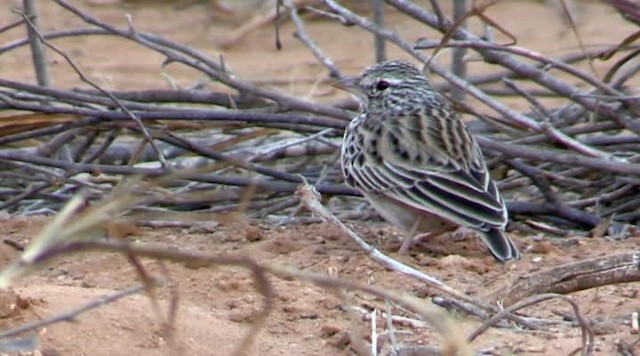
[338,60,521,262]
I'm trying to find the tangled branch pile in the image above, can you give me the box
[1,0,639,238]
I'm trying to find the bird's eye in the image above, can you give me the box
[375,80,390,91]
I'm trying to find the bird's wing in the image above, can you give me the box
[348,107,507,231]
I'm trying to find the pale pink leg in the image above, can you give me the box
[398,218,427,254]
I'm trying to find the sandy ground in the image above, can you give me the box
[1,0,639,355]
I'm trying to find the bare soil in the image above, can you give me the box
[1,1,639,355]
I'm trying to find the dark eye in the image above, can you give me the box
[375,80,390,91]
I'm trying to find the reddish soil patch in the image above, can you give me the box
[0,217,639,355]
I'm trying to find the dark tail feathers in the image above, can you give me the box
[479,228,521,263]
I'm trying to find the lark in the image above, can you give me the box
[339,60,520,262]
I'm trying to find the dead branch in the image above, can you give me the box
[295,180,539,330]
[488,252,640,306]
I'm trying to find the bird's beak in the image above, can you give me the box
[332,76,358,91]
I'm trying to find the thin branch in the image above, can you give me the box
[20,1,50,87]
[0,284,146,339]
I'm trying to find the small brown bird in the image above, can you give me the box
[339,60,520,262]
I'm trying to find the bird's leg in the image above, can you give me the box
[450,226,473,241]
[398,217,424,254]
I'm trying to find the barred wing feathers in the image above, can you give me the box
[344,107,519,261]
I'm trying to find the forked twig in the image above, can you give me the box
[294,180,538,330]
[468,293,594,355]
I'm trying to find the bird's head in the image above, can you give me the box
[336,60,432,112]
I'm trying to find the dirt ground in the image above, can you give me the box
[1,0,639,355]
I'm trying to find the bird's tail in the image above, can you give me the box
[478,229,521,263]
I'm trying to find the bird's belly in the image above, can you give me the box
[362,192,457,235]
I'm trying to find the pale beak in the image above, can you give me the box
[332,76,358,91]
